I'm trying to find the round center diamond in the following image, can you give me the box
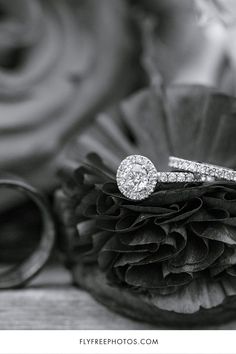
[116,155,158,200]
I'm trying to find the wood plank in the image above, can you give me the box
[0,265,154,329]
[0,264,235,329]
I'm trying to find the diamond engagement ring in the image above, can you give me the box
[116,155,205,201]
[169,156,236,182]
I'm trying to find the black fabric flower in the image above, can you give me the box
[56,154,236,297]
[55,84,236,319]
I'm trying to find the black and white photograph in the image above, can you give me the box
[1,0,236,352]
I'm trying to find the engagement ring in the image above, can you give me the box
[116,155,206,200]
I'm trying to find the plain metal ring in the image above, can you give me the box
[0,176,55,289]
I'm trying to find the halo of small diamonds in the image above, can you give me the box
[116,155,158,200]
[169,156,236,182]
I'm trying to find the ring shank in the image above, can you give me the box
[156,171,210,183]
[169,156,236,182]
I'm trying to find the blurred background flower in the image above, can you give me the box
[137,0,236,93]
[0,0,138,209]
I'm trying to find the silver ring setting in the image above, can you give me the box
[156,172,212,183]
[116,155,158,200]
[116,155,204,201]
[169,156,236,182]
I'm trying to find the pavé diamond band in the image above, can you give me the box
[169,156,236,182]
[116,155,207,201]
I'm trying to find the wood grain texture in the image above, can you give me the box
[0,264,236,330]
[0,264,154,330]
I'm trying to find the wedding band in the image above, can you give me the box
[0,175,55,288]
[169,156,236,182]
[116,155,205,201]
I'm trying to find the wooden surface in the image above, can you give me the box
[0,264,236,330]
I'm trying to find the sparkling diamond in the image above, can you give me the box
[225,171,233,180]
[208,168,216,176]
[186,174,194,182]
[158,173,168,183]
[182,162,190,170]
[217,170,224,178]
[116,155,158,200]
[202,175,215,182]
[168,173,177,182]
[177,173,185,182]
[200,166,207,174]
